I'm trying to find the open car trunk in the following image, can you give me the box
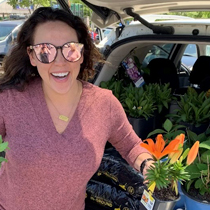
[93,34,210,91]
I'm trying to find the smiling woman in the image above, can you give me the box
[0,6,154,210]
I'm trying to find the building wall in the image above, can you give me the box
[0,0,29,14]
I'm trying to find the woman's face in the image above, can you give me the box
[28,21,83,95]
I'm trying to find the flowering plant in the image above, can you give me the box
[140,133,199,196]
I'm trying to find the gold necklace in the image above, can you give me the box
[58,115,69,122]
[46,95,70,122]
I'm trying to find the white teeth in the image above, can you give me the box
[51,72,69,77]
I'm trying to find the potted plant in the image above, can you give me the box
[144,83,173,129]
[121,83,156,140]
[168,87,210,134]
[181,128,210,210]
[139,133,199,210]
[147,119,188,209]
[100,76,156,140]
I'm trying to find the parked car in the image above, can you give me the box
[9,14,27,20]
[95,27,116,43]
[0,20,24,66]
[59,0,209,94]
[53,1,210,209]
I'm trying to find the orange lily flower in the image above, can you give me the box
[169,134,185,163]
[187,141,199,165]
[140,134,180,160]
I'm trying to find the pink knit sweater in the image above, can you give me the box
[0,78,148,210]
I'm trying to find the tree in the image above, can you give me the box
[70,0,92,17]
[7,0,92,17]
[7,0,55,14]
[169,11,210,19]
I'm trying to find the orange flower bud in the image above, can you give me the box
[175,133,185,145]
[186,141,199,165]
[168,134,185,161]
[170,148,183,164]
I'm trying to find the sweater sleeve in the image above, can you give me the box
[108,92,150,168]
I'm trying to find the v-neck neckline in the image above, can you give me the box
[28,78,88,138]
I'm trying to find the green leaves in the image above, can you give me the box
[122,84,156,119]
[186,162,210,195]
[201,150,210,163]
[146,161,170,190]
[100,78,124,101]
[147,118,185,141]
[146,158,191,193]
[144,83,173,114]
[169,88,210,126]
[121,83,173,119]
[0,135,9,167]
[100,77,173,121]
[7,0,52,12]
[184,130,210,196]
[0,142,8,152]
[186,164,202,179]
[199,139,210,150]
[164,119,173,131]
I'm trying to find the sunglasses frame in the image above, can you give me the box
[29,42,84,64]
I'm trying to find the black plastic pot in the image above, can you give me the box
[127,116,155,140]
[168,100,180,115]
[179,121,209,135]
[154,107,169,129]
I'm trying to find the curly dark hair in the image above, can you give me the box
[0,7,102,91]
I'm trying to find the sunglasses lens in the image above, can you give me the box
[62,43,83,62]
[33,44,56,63]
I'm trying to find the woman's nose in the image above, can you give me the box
[54,48,65,63]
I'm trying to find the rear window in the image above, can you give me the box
[142,43,174,67]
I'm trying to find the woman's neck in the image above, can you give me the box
[42,80,82,105]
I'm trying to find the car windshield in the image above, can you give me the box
[0,25,16,41]
[183,44,197,57]
[103,28,113,36]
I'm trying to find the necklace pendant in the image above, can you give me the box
[59,115,69,122]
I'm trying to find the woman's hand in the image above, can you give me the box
[142,159,154,178]
[134,153,154,178]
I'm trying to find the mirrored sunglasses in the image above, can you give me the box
[29,42,84,64]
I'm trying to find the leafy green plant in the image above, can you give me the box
[144,83,173,114]
[121,84,156,119]
[185,129,210,147]
[0,135,9,167]
[100,78,124,101]
[147,119,186,141]
[185,130,210,197]
[168,87,210,126]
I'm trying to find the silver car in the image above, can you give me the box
[0,20,24,66]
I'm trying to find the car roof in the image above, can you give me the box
[80,0,210,28]
[0,20,24,26]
